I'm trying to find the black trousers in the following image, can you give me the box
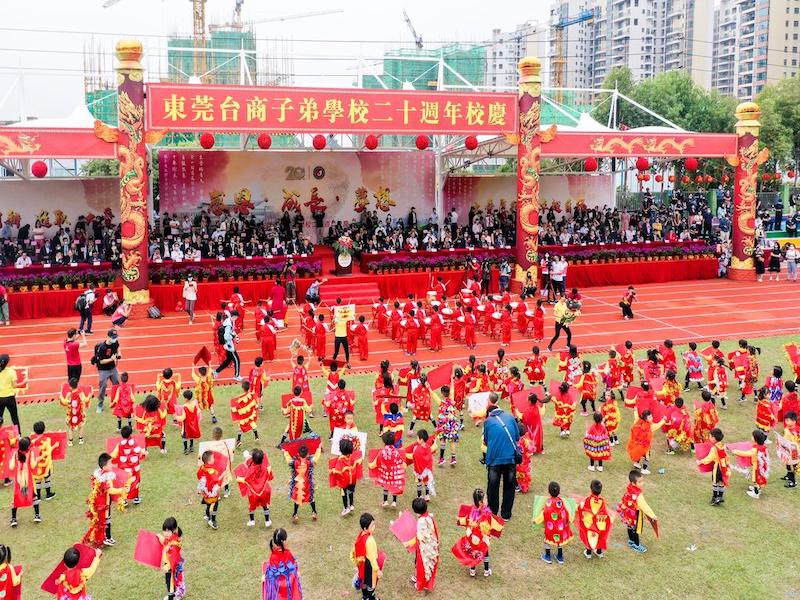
[332,336,350,362]
[67,364,82,383]
[216,349,240,377]
[0,396,20,429]
[548,322,572,348]
[486,463,516,520]
[621,303,634,318]
[78,309,93,333]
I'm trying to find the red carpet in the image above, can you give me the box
[9,278,800,405]
[319,280,381,305]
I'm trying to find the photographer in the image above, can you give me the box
[92,329,121,413]
[620,286,636,320]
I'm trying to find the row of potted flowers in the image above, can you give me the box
[366,251,515,274]
[2,261,323,292]
[559,242,716,264]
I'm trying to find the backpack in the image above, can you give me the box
[75,294,87,312]
[90,342,102,366]
[217,323,227,345]
[147,306,162,319]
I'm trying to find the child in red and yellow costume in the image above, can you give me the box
[451,488,503,577]
[156,368,181,415]
[697,428,731,506]
[236,448,274,527]
[533,481,573,564]
[577,479,612,558]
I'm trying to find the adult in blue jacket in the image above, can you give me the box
[482,393,519,520]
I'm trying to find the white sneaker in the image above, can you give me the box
[247,519,255,527]
[265,520,272,528]
[597,466,604,472]
[746,489,760,499]
[588,465,596,472]
[341,508,349,516]
[641,468,651,475]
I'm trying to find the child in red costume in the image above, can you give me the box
[109,425,146,505]
[551,381,577,438]
[405,429,437,500]
[534,481,573,564]
[110,371,134,432]
[409,373,436,431]
[192,365,217,424]
[369,431,406,507]
[411,497,440,592]
[627,409,664,475]
[618,340,635,387]
[313,314,328,362]
[601,350,623,400]
[658,370,682,407]
[692,390,719,446]
[577,479,612,559]
[779,380,800,426]
[429,306,444,352]
[176,390,201,455]
[463,306,477,349]
[285,444,321,523]
[516,422,535,493]
[0,545,21,599]
[135,395,168,453]
[29,421,58,503]
[59,378,91,447]
[533,298,545,341]
[236,448,274,527]
[524,346,547,385]
[263,528,303,600]
[55,545,102,600]
[500,304,513,346]
[374,297,389,335]
[160,517,185,600]
[707,357,729,410]
[697,427,731,506]
[577,360,598,416]
[330,437,363,516]
[452,488,504,577]
[197,450,223,529]
[156,368,181,415]
[731,429,770,499]
[83,452,128,547]
[352,513,382,599]
[755,387,776,434]
[452,368,467,425]
[663,397,693,454]
[10,437,39,526]
[283,387,312,443]
[324,379,355,436]
[659,339,677,373]
[683,341,705,390]
[229,287,246,333]
[259,314,278,361]
[290,355,313,416]
[516,392,547,454]
[353,315,369,361]
[249,357,271,411]
[231,381,260,447]
[600,389,621,446]
[405,310,421,356]
[321,361,343,417]
[617,469,657,553]
[583,412,611,472]
[303,308,316,349]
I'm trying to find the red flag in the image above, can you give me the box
[133,529,163,569]
[726,441,755,469]
[511,386,545,415]
[389,510,418,553]
[281,394,294,410]
[614,343,629,356]
[13,367,28,392]
[280,436,321,458]
[426,363,453,390]
[649,378,666,394]
[646,514,660,538]
[626,386,643,400]
[41,432,68,461]
[194,346,211,365]
[234,463,249,497]
[549,380,576,404]
[209,450,229,474]
[41,544,95,594]
[695,442,714,473]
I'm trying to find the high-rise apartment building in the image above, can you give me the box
[713,0,799,100]
[486,22,549,89]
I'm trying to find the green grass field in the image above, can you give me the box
[6,334,800,600]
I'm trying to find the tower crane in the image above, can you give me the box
[403,9,423,49]
[551,7,596,103]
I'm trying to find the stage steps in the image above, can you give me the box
[319,280,380,306]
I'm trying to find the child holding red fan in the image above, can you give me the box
[197,450,223,530]
[55,545,102,600]
[352,513,382,600]
[370,431,406,507]
[82,452,128,547]
[697,428,731,506]
[330,437,363,516]
[452,488,503,578]
[135,395,168,454]
[176,390,201,455]
[617,469,657,553]
[230,381,259,447]
[236,448,273,527]
[577,479,612,559]
[59,378,91,447]
[30,421,59,503]
[159,517,185,600]
[10,437,38,527]
[731,429,769,499]
[411,497,440,592]
[110,371,135,432]
[192,365,217,424]
[156,368,181,415]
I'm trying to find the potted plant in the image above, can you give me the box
[332,235,355,276]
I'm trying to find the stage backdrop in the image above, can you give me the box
[442,174,614,222]
[0,178,118,235]
[158,150,436,235]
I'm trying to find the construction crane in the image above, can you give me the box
[551,7,596,103]
[403,9,423,49]
[210,7,344,31]
[191,0,208,82]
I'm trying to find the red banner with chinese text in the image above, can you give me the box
[146,83,518,135]
[0,128,115,159]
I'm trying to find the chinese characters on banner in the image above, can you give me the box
[146,84,518,135]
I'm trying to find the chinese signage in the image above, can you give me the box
[146,83,518,135]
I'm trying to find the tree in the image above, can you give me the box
[758,76,800,165]
[591,67,635,125]
[79,159,118,177]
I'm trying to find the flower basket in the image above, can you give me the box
[77,282,85,289]
[65,284,73,290]
[42,284,50,291]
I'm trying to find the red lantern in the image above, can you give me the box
[668,175,676,183]
[257,133,272,149]
[682,175,690,184]
[654,174,663,183]
[762,173,771,181]
[722,174,730,184]
[199,133,215,149]
[31,160,48,178]
[705,175,714,184]
[788,170,796,179]
[684,157,698,171]
[775,172,782,180]
[464,135,479,150]
[364,134,379,150]
[312,134,326,150]
[583,157,598,172]
[635,157,650,171]
[643,173,651,182]
[415,135,429,150]
[695,175,704,184]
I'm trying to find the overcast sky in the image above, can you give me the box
[0,0,551,121]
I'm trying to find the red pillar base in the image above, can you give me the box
[727,267,756,281]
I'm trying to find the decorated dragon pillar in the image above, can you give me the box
[514,57,542,285]
[728,102,768,282]
[116,40,150,303]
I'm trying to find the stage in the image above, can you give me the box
[9,277,799,405]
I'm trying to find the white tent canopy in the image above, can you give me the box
[4,104,96,129]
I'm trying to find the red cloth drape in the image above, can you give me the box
[564,258,717,288]
[8,286,124,320]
